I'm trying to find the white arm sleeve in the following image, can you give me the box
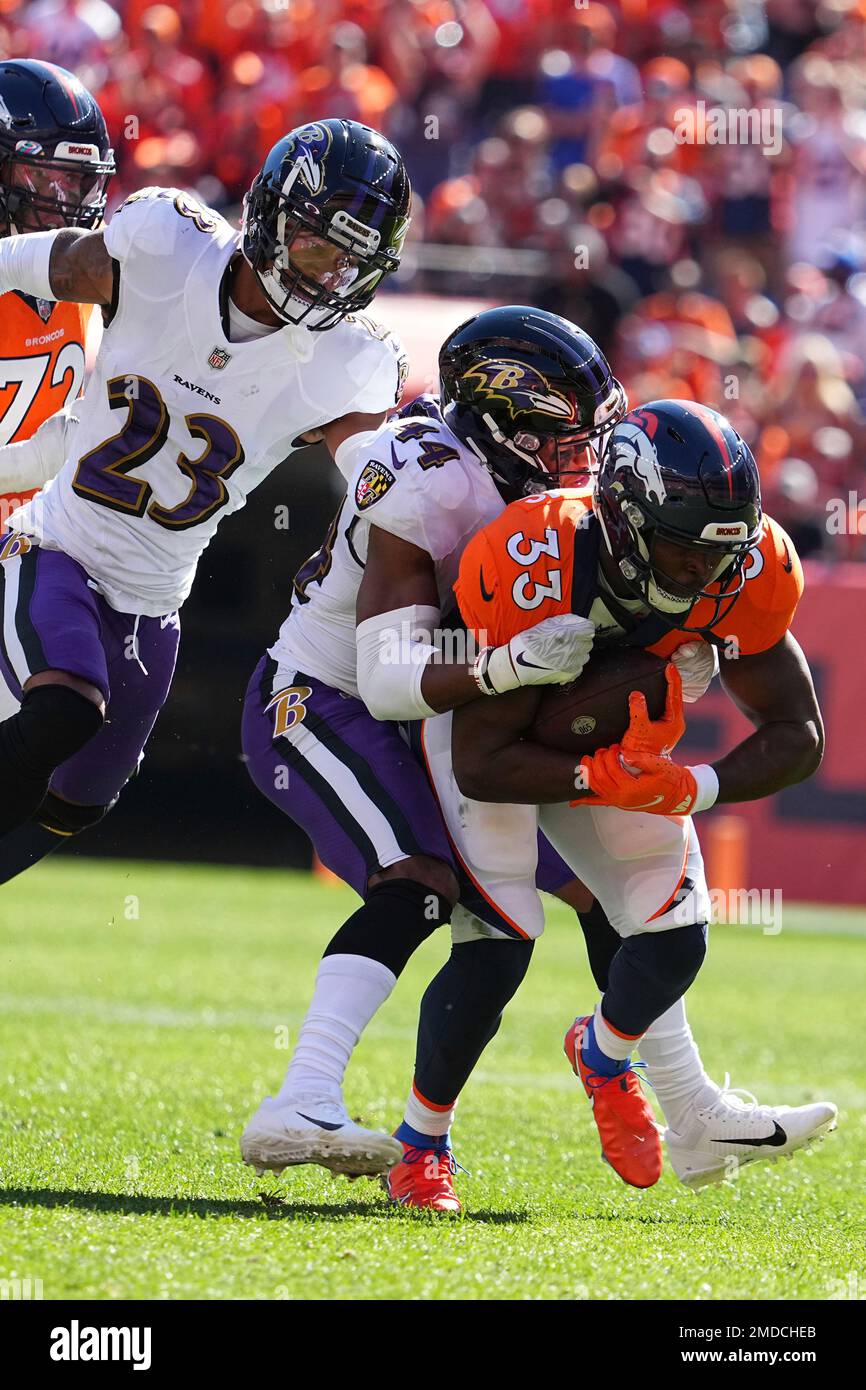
[0,229,59,299]
[356,604,441,722]
[0,405,77,494]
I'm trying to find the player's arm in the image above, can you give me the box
[355,525,596,722]
[300,412,388,452]
[0,404,78,494]
[0,227,114,305]
[452,683,592,803]
[712,631,823,801]
[356,525,490,715]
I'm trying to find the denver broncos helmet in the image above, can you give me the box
[242,118,411,331]
[595,399,762,632]
[438,306,626,495]
[0,59,114,234]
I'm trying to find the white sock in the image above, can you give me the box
[402,1081,457,1139]
[594,1003,641,1062]
[638,998,719,1133]
[276,953,396,1102]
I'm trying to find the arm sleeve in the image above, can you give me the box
[0,405,77,494]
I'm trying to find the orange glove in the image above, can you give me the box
[621,663,686,760]
[574,744,699,814]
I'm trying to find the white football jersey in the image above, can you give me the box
[272,401,505,695]
[9,187,406,616]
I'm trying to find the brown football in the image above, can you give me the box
[527,646,668,757]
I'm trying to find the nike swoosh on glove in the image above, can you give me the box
[573,745,699,814]
[484,613,595,694]
[621,662,686,759]
[670,639,719,703]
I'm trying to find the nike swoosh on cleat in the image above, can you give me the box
[479,566,494,602]
[713,1123,788,1147]
[296,1111,345,1131]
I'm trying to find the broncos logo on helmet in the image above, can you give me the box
[460,359,577,423]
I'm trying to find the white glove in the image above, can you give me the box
[476,614,595,694]
[0,405,76,496]
[670,640,719,704]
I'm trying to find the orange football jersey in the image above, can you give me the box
[455,489,803,659]
[0,289,91,509]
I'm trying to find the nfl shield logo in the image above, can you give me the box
[208,346,231,370]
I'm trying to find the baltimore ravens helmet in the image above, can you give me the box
[242,118,411,331]
[438,306,626,495]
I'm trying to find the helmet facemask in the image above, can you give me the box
[597,484,757,633]
[242,181,401,331]
[0,142,114,233]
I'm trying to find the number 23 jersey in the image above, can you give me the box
[9,187,405,617]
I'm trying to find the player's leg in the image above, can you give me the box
[0,542,107,843]
[542,843,838,1187]
[0,589,180,883]
[540,801,710,1187]
[240,657,458,1178]
[383,712,547,1208]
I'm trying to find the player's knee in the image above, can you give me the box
[370,855,459,911]
[35,789,117,837]
[0,683,104,775]
[632,922,707,996]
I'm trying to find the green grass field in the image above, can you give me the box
[0,859,863,1301]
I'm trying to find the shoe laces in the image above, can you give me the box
[708,1074,771,1120]
[583,1057,655,1095]
[401,1146,469,1177]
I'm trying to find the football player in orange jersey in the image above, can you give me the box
[0,59,114,528]
[436,398,833,1191]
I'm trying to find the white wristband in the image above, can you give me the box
[0,230,60,300]
[687,763,720,813]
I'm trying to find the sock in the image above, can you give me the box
[401,1080,457,1144]
[395,1118,452,1153]
[638,999,719,1133]
[276,953,396,1101]
[581,1006,637,1076]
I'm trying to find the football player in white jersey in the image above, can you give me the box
[0,119,410,880]
[237,307,834,1208]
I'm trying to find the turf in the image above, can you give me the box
[0,859,863,1301]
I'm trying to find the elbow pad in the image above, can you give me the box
[0,229,60,299]
[356,605,441,721]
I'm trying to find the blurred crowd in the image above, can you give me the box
[2,0,865,558]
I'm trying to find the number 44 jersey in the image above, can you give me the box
[8,187,406,617]
[273,398,506,696]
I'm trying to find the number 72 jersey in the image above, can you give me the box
[8,187,405,617]
[0,289,90,467]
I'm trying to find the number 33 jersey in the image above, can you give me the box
[455,488,804,659]
[8,187,405,617]
[273,400,506,696]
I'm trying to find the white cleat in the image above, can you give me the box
[240,1093,403,1178]
[665,1078,838,1189]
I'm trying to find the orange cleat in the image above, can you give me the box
[382,1140,464,1213]
[564,1016,663,1189]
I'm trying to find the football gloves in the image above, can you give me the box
[475,614,594,695]
[670,640,719,703]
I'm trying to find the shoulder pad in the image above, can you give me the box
[103,187,225,263]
